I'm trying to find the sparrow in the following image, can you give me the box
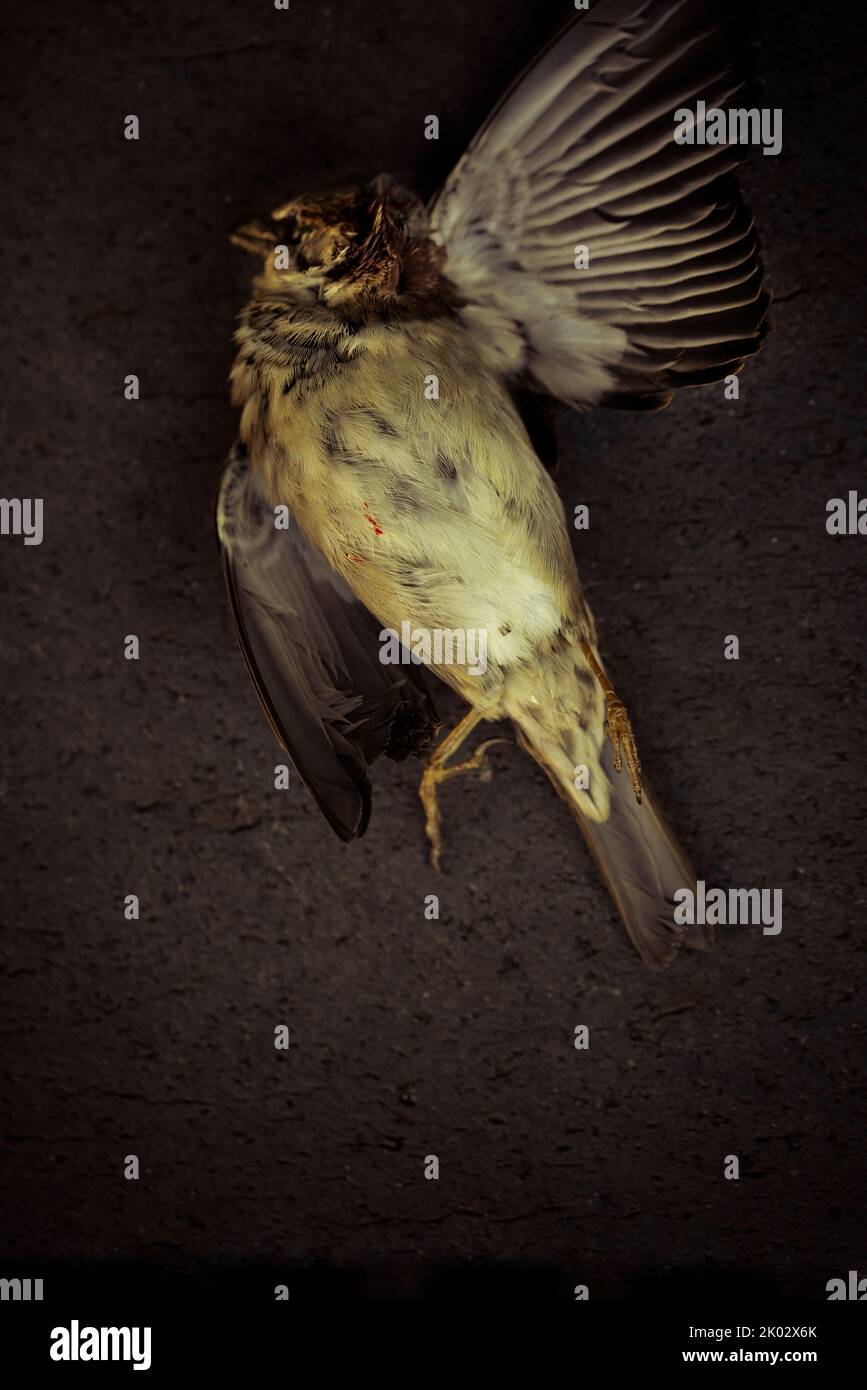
[218,0,770,969]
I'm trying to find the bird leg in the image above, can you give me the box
[580,639,642,803]
[419,706,507,872]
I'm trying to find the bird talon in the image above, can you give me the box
[606,694,642,803]
[418,715,506,868]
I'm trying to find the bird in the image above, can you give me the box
[217,0,770,969]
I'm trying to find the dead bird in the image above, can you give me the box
[218,0,770,968]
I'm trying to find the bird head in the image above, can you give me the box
[231,175,445,316]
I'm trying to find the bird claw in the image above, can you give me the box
[606,695,642,804]
[420,736,508,870]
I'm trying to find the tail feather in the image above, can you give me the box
[516,723,712,970]
[575,742,713,969]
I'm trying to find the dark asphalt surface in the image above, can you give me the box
[0,0,864,1299]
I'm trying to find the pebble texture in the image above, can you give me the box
[0,0,864,1298]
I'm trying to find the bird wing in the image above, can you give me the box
[216,444,439,841]
[430,0,770,410]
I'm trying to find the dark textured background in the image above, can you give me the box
[0,0,864,1300]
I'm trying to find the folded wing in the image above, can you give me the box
[217,445,439,841]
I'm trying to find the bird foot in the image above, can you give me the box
[606,693,642,803]
[420,737,508,872]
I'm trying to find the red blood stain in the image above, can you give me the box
[362,500,383,536]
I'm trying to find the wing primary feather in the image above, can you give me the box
[431,0,770,408]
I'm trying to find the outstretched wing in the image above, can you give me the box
[431,0,770,410]
[217,445,439,841]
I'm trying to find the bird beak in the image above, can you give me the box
[269,198,301,222]
[229,220,278,256]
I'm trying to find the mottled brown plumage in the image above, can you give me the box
[219,0,769,967]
